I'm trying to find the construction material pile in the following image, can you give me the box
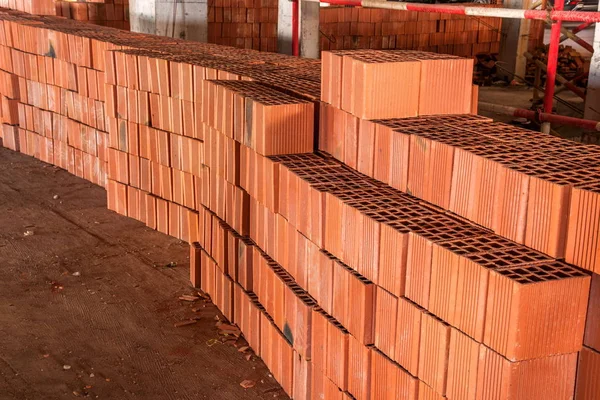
[55,0,130,30]
[208,0,278,52]
[0,0,130,28]
[319,6,502,57]
[0,0,54,15]
[0,7,599,400]
[526,44,589,87]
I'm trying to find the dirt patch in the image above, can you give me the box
[0,147,287,400]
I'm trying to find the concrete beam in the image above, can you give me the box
[129,0,156,34]
[498,0,535,81]
[129,0,208,42]
[278,0,320,57]
[585,2,600,120]
[300,1,320,59]
[278,0,294,55]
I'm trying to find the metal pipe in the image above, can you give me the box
[479,101,600,130]
[559,21,593,42]
[524,51,587,99]
[555,72,587,94]
[311,0,600,22]
[543,0,565,117]
[559,23,594,52]
[494,63,584,115]
[292,0,300,56]
[530,0,543,10]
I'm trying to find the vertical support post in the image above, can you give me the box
[130,0,208,42]
[129,0,157,34]
[543,0,564,114]
[299,0,320,59]
[292,0,299,56]
[281,0,320,57]
[278,0,295,55]
[514,0,536,78]
[498,0,526,81]
[541,0,564,132]
[183,1,209,42]
[585,4,600,121]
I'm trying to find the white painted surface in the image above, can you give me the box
[545,23,595,56]
[465,7,526,18]
[585,3,600,120]
[300,1,320,58]
[131,0,207,42]
[129,0,157,34]
[278,0,294,55]
[498,0,525,81]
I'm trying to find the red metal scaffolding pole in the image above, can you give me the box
[297,0,600,130]
[566,21,593,35]
[544,0,565,115]
[292,0,300,56]
[479,102,600,131]
[312,0,600,22]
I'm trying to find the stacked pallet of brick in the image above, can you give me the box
[0,13,111,186]
[320,49,600,273]
[1,8,600,399]
[0,0,54,15]
[102,44,596,398]
[208,0,278,51]
[320,6,501,57]
[317,50,600,398]
[55,0,130,30]
[0,0,129,29]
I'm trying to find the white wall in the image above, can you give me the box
[129,0,208,42]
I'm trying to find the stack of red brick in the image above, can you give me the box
[0,13,111,185]
[0,7,319,193]
[317,49,600,397]
[319,6,502,57]
[55,0,130,30]
[0,0,54,15]
[208,0,278,52]
[320,49,600,274]
[1,7,600,399]
[0,0,130,29]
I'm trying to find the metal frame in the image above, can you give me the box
[291,0,600,131]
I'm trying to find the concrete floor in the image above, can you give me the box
[0,147,287,400]
[476,25,596,141]
[478,85,589,139]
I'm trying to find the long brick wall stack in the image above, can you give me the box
[0,0,130,29]
[206,2,502,57]
[0,0,54,15]
[55,0,130,30]
[1,7,600,400]
[320,49,600,270]
[319,6,502,57]
[208,0,278,51]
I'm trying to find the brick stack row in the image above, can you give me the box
[0,8,599,399]
[208,0,278,52]
[319,6,502,57]
[0,7,319,192]
[0,15,111,186]
[0,0,54,15]
[0,0,130,29]
[320,49,600,275]
[317,49,600,398]
[55,0,130,30]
